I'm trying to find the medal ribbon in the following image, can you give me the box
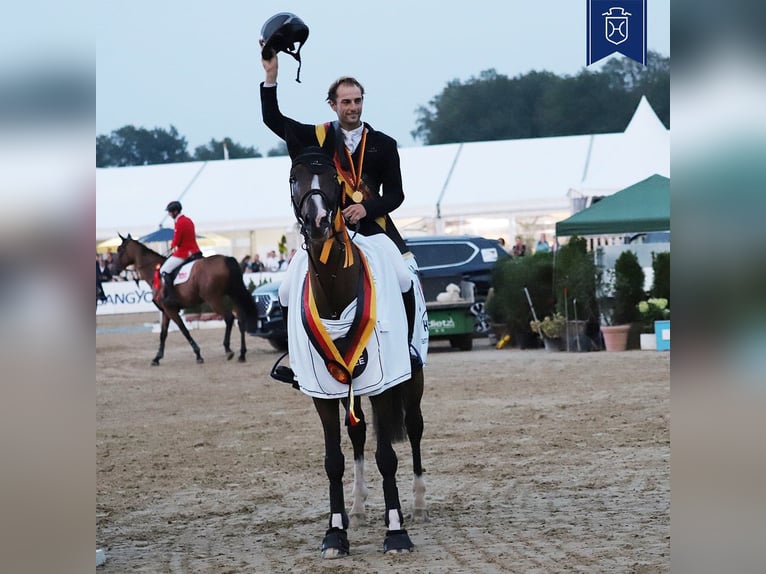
[332,129,386,230]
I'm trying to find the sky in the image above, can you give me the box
[97,0,669,155]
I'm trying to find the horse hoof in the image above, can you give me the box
[196,357,204,364]
[349,512,366,528]
[226,351,234,361]
[321,527,349,559]
[410,508,430,523]
[238,356,246,363]
[151,359,160,366]
[383,529,414,554]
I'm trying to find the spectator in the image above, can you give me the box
[251,254,265,272]
[497,237,509,253]
[264,250,280,272]
[240,255,252,273]
[511,236,527,258]
[97,253,113,283]
[535,234,551,253]
[97,253,110,303]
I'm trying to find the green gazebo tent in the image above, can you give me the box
[556,174,670,237]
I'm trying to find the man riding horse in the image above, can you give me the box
[260,35,428,366]
[258,13,429,557]
[159,201,202,306]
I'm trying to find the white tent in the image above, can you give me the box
[96,97,669,250]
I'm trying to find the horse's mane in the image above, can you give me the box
[132,239,165,260]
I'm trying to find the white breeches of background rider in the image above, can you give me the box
[160,256,185,275]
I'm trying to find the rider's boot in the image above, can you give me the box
[161,272,178,306]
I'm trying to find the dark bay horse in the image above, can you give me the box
[113,234,258,365]
[279,139,427,558]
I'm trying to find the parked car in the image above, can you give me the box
[246,235,509,349]
[248,280,287,351]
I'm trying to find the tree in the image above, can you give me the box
[96,125,190,167]
[193,137,262,161]
[267,141,288,157]
[412,52,669,145]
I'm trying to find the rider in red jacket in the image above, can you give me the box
[159,201,201,304]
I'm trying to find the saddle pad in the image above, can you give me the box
[280,234,413,399]
[173,260,198,285]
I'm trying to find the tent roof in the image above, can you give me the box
[96,98,669,240]
[555,174,669,236]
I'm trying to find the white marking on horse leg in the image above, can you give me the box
[412,475,430,522]
[349,458,368,527]
[387,509,402,531]
[331,513,345,529]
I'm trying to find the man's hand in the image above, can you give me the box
[259,39,279,83]
[342,204,367,225]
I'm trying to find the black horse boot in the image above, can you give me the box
[161,272,178,306]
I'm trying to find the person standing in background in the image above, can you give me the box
[511,236,527,257]
[535,234,551,253]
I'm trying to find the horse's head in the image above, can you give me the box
[289,146,342,242]
[113,233,136,273]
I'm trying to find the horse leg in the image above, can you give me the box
[404,370,428,522]
[313,397,350,559]
[369,391,414,554]
[166,308,204,364]
[236,315,247,363]
[151,312,171,366]
[342,399,368,527]
[222,312,235,360]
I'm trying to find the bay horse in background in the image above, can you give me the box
[113,234,258,365]
[277,136,428,558]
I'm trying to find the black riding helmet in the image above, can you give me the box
[260,12,309,83]
[166,201,182,213]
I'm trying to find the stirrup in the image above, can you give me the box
[270,352,298,388]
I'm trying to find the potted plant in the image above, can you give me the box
[637,297,670,350]
[530,312,566,351]
[486,252,554,349]
[598,250,645,351]
[554,236,600,349]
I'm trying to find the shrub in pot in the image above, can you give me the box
[613,249,645,325]
[598,250,645,351]
[553,236,600,348]
[486,252,554,348]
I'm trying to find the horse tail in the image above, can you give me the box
[224,256,259,331]
[373,383,408,444]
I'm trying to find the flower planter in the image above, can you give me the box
[543,337,564,352]
[600,324,630,352]
[640,332,657,350]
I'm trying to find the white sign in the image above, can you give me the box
[97,281,156,315]
[96,271,286,316]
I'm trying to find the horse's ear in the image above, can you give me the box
[118,232,125,241]
[126,233,132,240]
[284,124,303,160]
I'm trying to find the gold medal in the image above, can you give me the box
[352,191,363,203]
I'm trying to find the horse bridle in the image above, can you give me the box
[290,150,344,242]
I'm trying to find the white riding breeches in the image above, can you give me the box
[160,256,185,275]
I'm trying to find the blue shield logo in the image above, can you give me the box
[604,7,630,45]
[587,0,646,66]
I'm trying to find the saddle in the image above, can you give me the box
[171,252,203,284]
